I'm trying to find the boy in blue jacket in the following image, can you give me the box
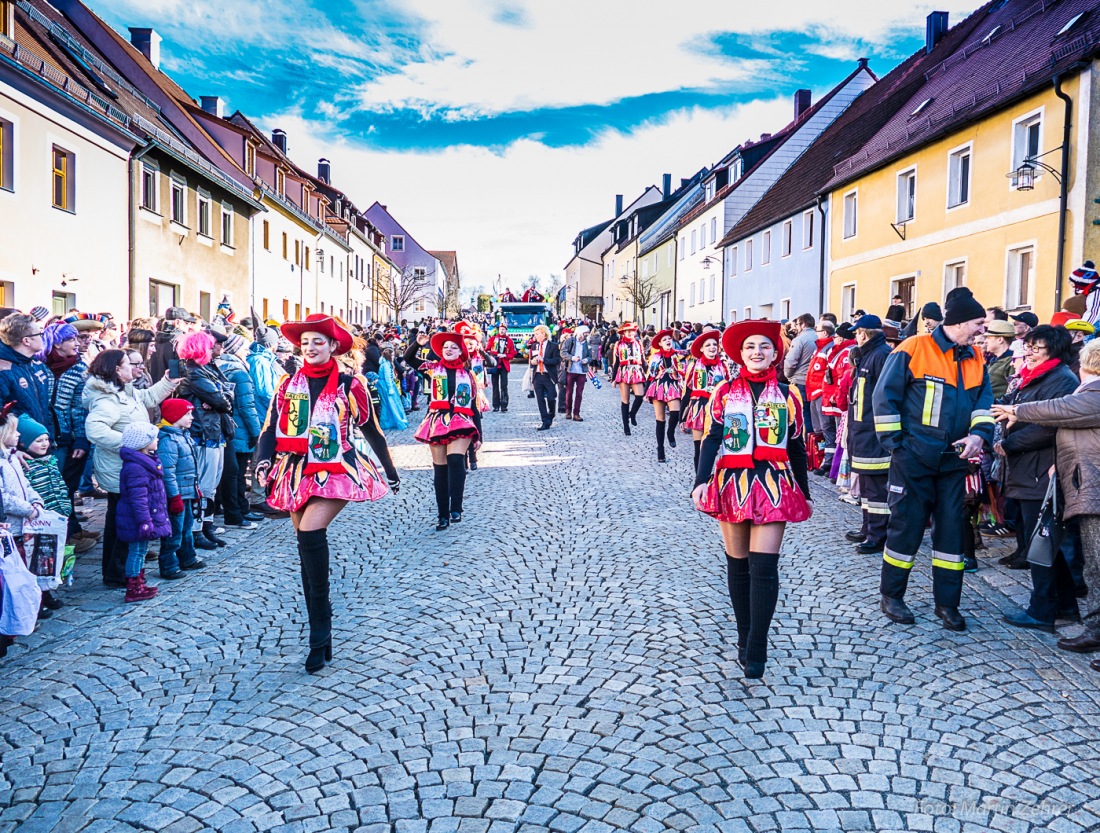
[156,399,206,579]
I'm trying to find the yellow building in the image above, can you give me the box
[826,2,1100,324]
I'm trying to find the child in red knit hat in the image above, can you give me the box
[155,399,206,580]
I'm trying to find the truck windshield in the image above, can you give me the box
[504,312,543,328]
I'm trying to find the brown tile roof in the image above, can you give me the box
[720,15,984,247]
[828,0,1100,190]
[428,251,459,279]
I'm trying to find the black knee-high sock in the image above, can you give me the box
[726,556,751,655]
[621,402,631,434]
[467,445,477,469]
[693,439,702,470]
[666,411,680,445]
[447,454,466,513]
[655,419,666,458]
[746,552,780,666]
[433,463,449,518]
[629,394,644,421]
[297,528,331,648]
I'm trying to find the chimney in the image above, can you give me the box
[199,96,223,118]
[760,133,772,141]
[794,89,811,120]
[681,178,689,189]
[272,129,287,155]
[128,28,161,70]
[615,194,623,216]
[318,158,331,184]
[662,173,672,198]
[926,11,949,54]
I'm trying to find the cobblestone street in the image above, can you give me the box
[2,385,1100,833]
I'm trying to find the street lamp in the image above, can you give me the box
[700,256,721,270]
[1007,146,1063,191]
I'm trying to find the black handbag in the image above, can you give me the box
[1026,473,1062,568]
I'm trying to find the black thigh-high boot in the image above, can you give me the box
[655,419,666,462]
[726,556,751,666]
[467,445,478,471]
[447,453,466,521]
[433,463,449,529]
[693,440,701,471]
[745,552,780,679]
[296,527,331,673]
[629,394,644,426]
[666,410,680,448]
[621,402,631,436]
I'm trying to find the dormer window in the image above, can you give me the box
[1,1,14,39]
[245,144,255,176]
[705,181,715,202]
[731,158,743,181]
[276,169,285,196]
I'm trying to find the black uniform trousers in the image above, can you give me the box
[491,369,510,411]
[881,447,967,608]
[533,371,557,427]
[857,471,890,547]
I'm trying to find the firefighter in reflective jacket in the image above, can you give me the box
[871,288,993,632]
[846,315,893,554]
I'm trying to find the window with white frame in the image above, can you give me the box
[944,260,967,294]
[744,306,752,320]
[709,275,716,301]
[140,161,157,211]
[745,238,753,270]
[710,217,717,244]
[729,309,737,323]
[413,267,427,283]
[705,182,714,201]
[780,298,791,320]
[1006,245,1034,308]
[948,145,971,207]
[803,210,814,249]
[667,245,673,267]
[782,220,792,257]
[170,175,186,225]
[700,223,707,248]
[197,191,211,237]
[680,237,686,260]
[690,283,696,306]
[641,258,649,278]
[762,230,771,265]
[840,284,857,322]
[691,229,697,254]
[1012,111,1042,174]
[0,118,10,193]
[220,202,234,247]
[896,168,916,222]
[728,245,738,276]
[51,145,74,212]
[843,191,857,238]
[391,235,405,253]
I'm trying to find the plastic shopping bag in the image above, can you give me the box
[0,528,42,636]
[521,366,534,393]
[23,509,67,590]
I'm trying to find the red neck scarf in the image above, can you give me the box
[1018,358,1061,388]
[440,357,467,370]
[46,349,80,378]
[302,358,337,378]
[659,348,675,359]
[699,354,722,366]
[742,366,778,384]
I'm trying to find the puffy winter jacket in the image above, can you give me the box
[178,361,234,446]
[247,342,284,421]
[51,360,89,451]
[0,343,55,444]
[217,353,262,453]
[157,425,199,501]
[1000,362,1080,501]
[82,375,176,493]
[0,448,43,536]
[116,447,172,543]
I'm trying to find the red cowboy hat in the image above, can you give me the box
[690,329,722,359]
[652,329,674,349]
[618,321,639,334]
[430,331,470,361]
[454,320,477,338]
[281,314,354,355]
[722,319,784,367]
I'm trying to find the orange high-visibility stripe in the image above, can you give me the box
[895,334,984,389]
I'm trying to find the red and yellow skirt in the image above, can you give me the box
[698,464,812,525]
[681,396,709,432]
[267,447,388,512]
[646,378,683,402]
[614,365,646,385]
[414,408,480,446]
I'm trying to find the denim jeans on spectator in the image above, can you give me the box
[79,449,96,493]
[160,499,198,574]
[126,540,149,578]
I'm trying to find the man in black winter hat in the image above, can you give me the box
[871,287,993,632]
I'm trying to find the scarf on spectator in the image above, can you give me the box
[715,367,788,468]
[45,349,80,378]
[1017,358,1061,389]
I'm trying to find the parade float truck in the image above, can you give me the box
[494,302,555,360]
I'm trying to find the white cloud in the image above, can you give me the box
[353,0,980,117]
[260,96,794,292]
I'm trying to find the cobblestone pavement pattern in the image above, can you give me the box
[3,386,1100,833]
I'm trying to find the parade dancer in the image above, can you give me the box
[456,322,494,471]
[405,330,480,530]
[692,320,813,679]
[255,315,400,674]
[487,323,516,412]
[680,329,737,470]
[612,321,646,435]
[645,329,687,462]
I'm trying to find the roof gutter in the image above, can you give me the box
[1053,70,1076,312]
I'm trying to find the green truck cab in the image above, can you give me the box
[495,302,556,361]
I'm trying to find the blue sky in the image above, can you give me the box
[93,0,979,291]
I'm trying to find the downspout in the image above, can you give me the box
[127,142,155,321]
[1053,72,1074,312]
[816,195,827,316]
[671,236,679,325]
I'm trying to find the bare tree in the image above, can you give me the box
[375,269,433,321]
[621,276,659,327]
